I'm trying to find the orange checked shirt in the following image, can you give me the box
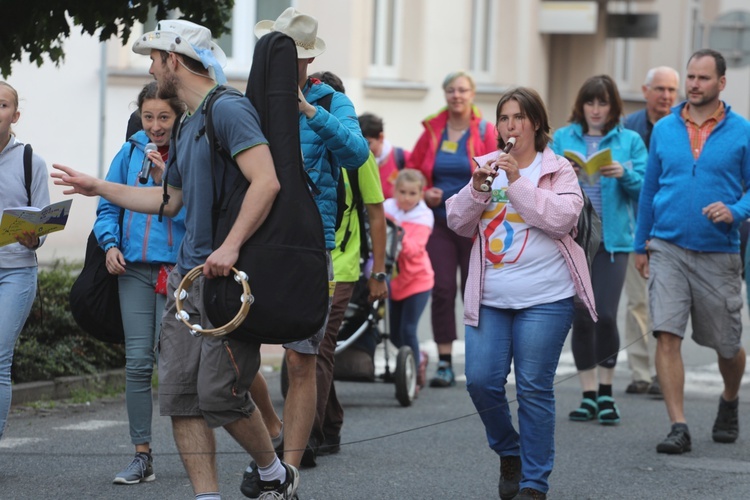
[681,101,725,160]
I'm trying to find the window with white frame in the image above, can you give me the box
[470,0,494,81]
[370,0,401,78]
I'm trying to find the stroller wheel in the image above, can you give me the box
[395,346,417,407]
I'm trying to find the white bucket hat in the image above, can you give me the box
[133,19,227,83]
[254,8,326,58]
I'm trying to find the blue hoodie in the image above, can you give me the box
[94,130,186,264]
[635,101,750,254]
[300,80,370,249]
[552,122,646,253]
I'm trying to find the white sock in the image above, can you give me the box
[195,493,220,500]
[258,457,286,483]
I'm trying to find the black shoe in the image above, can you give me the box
[648,376,663,398]
[625,380,650,394]
[656,425,691,454]
[301,437,318,468]
[240,460,260,498]
[317,434,341,456]
[516,487,547,499]
[712,397,739,443]
[498,455,521,500]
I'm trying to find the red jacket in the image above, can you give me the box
[407,106,497,187]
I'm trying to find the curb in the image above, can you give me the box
[11,345,286,407]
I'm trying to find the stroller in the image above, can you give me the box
[332,218,418,407]
[279,218,417,406]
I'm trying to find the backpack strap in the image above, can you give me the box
[394,146,405,170]
[23,144,33,206]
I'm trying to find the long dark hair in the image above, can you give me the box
[569,75,623,135]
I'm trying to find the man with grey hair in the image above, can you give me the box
[622,66,679,397]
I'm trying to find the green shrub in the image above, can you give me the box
[12,261,125,384]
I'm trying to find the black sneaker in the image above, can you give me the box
[317,434,341,456]
[498,455,521,500]
[256,463,299,500]
[301,436,319,467]
[656,425,691,454]
[712,397,739,443]
[113,451,155,484]
[240,460,260,498]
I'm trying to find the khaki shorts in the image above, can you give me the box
[648,238,743,359]
[159,268,261,428]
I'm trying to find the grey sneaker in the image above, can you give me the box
[257,463,299,499]
[113,451,155,484]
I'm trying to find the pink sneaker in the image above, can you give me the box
[417,350,429,388]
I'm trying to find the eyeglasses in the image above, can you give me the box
[445,87,472,94]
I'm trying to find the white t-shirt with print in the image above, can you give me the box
[480,152,575,309]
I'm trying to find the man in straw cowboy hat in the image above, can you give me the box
[243,6,373,498]
[52,19,299,499]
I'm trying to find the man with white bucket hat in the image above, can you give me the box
[53,19,299,500]
[243,6,372,498]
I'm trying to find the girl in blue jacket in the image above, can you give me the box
[552,75,646,426]
[94,82,186,485]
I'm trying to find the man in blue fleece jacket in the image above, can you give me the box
[635,49,750,455]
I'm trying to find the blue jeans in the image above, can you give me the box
[0,266,37,440]
[389,291,430,364]
[465,297,574,493]
[118,263,164,445]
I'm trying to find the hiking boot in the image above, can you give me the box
[648,376,663,398]
[417,350,429,388]
[113,451,155,485]
[516,487,547,499]
[257,462,299,499]
[656,424,691,454]
[625,380,649,394]
[429,361,456,388]
[498,455,521,500]
[317,434,341,456]
[712,398,739,443]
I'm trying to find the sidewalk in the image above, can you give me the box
[10,343,286,406]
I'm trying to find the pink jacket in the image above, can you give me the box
[384,199,434,301]
[445,147,597,326]
[407,106,497,187]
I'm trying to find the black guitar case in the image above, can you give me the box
[203,32,329,344]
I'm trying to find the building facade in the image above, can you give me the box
[6,0,749,263]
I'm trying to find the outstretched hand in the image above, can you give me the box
[51,164,100,197]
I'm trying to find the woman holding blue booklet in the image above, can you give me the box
[552,74,647,426]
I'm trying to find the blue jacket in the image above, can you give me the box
[552,122,647,252]
[635,101,750,254]
[94,131,186,264]
[301,80,371,249]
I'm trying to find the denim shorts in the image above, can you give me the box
[648,238,743,359]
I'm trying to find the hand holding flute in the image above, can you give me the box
[479,137,516,192]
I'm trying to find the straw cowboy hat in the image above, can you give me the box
[132,19,227,77]
[254,7,327,58]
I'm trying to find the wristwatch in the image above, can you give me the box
[371,272,387,282]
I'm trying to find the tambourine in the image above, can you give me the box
[174,264,254,337]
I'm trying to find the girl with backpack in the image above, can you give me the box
[0,81,50,442]
[94,82,186,485]
[384,169,434,391]
[551,75,646,426]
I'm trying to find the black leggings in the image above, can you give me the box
[572,244,629,370]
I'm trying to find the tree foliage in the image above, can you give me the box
[0,1,234,78]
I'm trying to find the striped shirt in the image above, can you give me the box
[681,101,725,159]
